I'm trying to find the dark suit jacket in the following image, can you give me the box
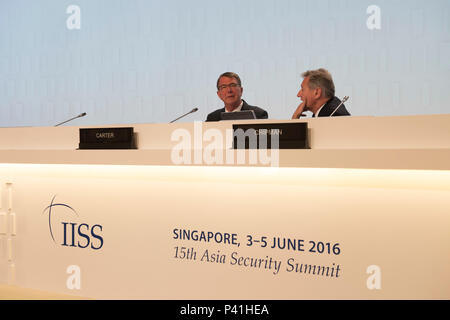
[316,96,351,117]
[205,100,268,122]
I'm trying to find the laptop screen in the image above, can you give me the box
[220,110,256,121]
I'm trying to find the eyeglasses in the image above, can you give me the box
[218,83,240,91]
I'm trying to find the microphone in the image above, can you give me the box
[54,112,87,127]
[169,108,198,123]
[329,96,349,117]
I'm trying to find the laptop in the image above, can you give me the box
[220,110,256,121]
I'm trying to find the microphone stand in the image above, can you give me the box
[170,108,198,123]
[55,112,87,127]
[329,96,349,117]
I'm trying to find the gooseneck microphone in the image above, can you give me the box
[169,108,198,123]
[54,112,87,127]
[329,96,349,117]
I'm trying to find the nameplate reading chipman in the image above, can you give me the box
[79,127,136,149]
[232,123,309,149]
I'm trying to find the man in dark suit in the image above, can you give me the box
[292,68,351,118]
[206,72,268,122]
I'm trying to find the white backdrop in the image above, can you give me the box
[1,0,449,127]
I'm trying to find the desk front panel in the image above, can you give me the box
[0,164,449,299]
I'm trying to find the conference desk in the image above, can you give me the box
[0,115,449,299]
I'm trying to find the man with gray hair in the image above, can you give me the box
[292,68,351,118]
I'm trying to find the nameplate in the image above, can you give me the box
[232,123,309,149]
[79,127,136,149]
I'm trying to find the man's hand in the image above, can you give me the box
[292,101,307,119]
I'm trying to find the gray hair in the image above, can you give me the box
[302,68,335,99]
[217,72,242,90]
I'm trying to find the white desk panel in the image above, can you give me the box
[0,115,449,299]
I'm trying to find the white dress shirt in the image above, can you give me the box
[225,100,244,112]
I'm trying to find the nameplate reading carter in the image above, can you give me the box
[79,127,136,149]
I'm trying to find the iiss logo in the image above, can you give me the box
[42,195,104,250]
